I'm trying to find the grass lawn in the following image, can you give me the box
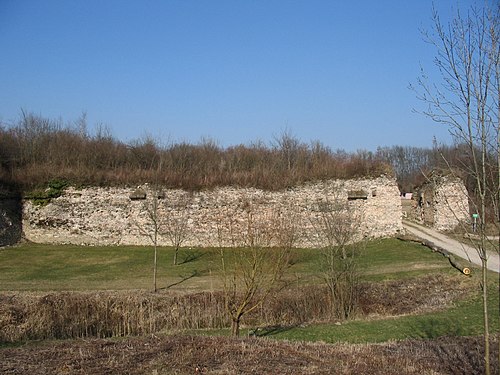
[256,287,499,343]
[190,277,499,344]
[0,237,498,346]
[0,243,219,291]
[0,238,456,291]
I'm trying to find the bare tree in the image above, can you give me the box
[272,128,305,172]
[312,193,363,319]
[134,153,165,293]
[164,192,192,265]
[216,201,296,337]
[376,145,433,192]
[413,3,499,373]
[135,185,164,293]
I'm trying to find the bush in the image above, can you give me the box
[24,179,68,206]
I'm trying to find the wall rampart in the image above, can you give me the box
[414,174,470,231]
[23,176,403,247]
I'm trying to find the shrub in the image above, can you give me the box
[24,179,68,206]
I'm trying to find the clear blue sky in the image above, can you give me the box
[0,1,475,151]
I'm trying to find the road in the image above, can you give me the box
[403,220,499,273]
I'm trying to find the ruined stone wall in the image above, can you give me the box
[22,176,403,247]
[415,175,470,231]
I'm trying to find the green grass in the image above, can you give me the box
[0,243,220,291]
[0,238,454,291]
[263,288,499,343]
[292,238,455,283]
[0,237,498,345]
[362,238,474,280]
[191,281,499,343]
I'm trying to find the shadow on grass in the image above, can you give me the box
[179,250,205,265]
[248,325,298,337]
[162,270,203,289]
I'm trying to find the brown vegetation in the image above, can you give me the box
[0,275,469,344]
[0,112,391,192]
[2,112,495,197]
[216,204,297,336]
[359,274,471,316]
[312,194,363,320]
[0,334,497,374]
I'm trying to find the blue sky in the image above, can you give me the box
[0,1,475,151]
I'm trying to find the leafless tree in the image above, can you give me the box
[164,192,192,266]
[312,193,363,319]
[413,3,499,373]
[216,200,296,336]
[272,128,306,172]
[376,145,433,192]
[134,153,165,293]
[135,186,164,293]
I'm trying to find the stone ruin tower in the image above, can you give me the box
[414,172,470,231]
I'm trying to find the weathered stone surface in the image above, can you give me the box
[414,174,470,231]
[22,176,403,247]
[129,189,147,200]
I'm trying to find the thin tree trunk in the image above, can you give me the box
[153,243,157,293]
[482,256,490,375]
[174,247,178,266]
[496,32,500,368]
[231,318,241,337]
[479,127,490,373]
[414,5,499,373]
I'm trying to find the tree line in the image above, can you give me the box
[1,111,486,193]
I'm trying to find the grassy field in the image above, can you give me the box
[244,289,500,343]
[0,237,498,345]
[1,237,499,374]
[0,238,458,292]
[0,243,217,291]
[189,271,499,343]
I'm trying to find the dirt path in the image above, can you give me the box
[403,220,499,273]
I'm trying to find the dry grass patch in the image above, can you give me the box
[359,274,473,317]
[0,275,473,344]
[0,334,497,374]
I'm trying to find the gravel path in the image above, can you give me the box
[403,220,499,273]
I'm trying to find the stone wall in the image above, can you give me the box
[22,176,403,247]
[414,174,470,231]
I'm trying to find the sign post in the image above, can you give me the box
[472,213,479,232]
